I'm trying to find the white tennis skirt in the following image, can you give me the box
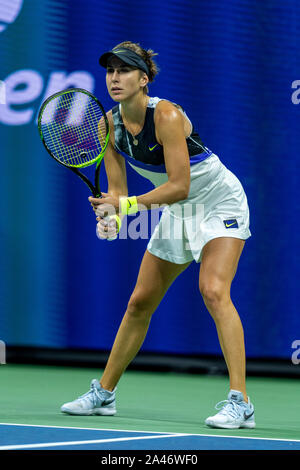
[147,153,251,264]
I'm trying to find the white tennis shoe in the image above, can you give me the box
[61,379,116,416]
[205,390,255,429]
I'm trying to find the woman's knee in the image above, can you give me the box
[199,278,230,310]
[126,288,158,319]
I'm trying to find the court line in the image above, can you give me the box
[0,422,300,444]
[0,422,174,435]
[0,433,188,450]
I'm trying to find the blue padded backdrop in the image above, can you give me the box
[0,0,299,359]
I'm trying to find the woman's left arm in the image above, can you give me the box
[93,102,191,213]
[136,101,190,208]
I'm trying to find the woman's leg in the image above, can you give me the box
[199,237,247,400]
[100,250,191,391]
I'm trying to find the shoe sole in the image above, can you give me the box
[205,420,256,429]
[61,407,116,416]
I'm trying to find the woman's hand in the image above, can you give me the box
[89,192,119,218]
[96,217,119,240]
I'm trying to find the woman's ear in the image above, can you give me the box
[140,72,149,88]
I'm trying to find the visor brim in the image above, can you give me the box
[98,49,149,76]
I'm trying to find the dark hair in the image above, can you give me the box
[113,41,159,93]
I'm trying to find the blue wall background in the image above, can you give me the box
[0,0,299,359]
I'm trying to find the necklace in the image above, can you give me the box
[122,97,148,146]
[130,131,139,146]
[124,118,140,146]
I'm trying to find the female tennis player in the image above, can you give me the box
[61,41,255,429]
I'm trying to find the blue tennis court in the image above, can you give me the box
[1,423,300,450]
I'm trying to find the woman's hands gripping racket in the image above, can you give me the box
[38,87,118,240]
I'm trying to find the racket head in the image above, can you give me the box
[38,88,110,170]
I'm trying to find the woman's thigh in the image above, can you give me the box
[199,237,245,294]
[128,250,191,313]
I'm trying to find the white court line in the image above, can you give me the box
[0,422,299,444]
[0,433,188,450]
[0,422,174,435]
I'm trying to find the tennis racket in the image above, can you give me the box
[38,87,118,240]
[38,87,109,197]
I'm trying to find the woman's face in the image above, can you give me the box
[106,56,148,102]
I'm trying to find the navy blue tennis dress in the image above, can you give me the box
[112,97,251,263]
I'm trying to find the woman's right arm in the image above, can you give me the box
[91,110,128,239]
[103,110,128,201]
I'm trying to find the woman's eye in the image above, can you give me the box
[107,68,129,74]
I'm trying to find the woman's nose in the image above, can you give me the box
[112,70,119,81]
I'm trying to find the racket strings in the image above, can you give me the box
[40,90,108,168]
[42,93,80,165]
[62,92,101,166]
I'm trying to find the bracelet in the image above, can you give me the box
[119,196,138,215]
[108,214,122,234]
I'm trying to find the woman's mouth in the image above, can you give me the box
[111,87,123,94]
